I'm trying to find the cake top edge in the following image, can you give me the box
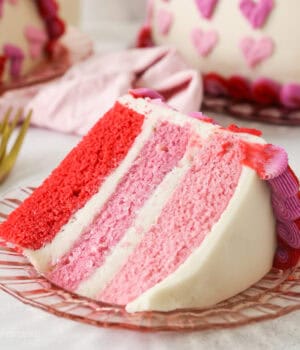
[120,88,266,145]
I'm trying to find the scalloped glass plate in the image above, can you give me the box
[0,186,300,332]
[203,96,300,126]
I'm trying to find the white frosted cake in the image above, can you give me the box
[138,0,300,112]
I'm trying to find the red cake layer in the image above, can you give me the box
[0,103,144,249]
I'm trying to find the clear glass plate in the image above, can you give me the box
[0,186,299,332]
[203,96,300,126]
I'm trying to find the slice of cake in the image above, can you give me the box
[0,89,299,312]
[0,0,65,83]
[139,0,300,110]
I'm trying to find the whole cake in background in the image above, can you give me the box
[0,89,299,313]
[0,0,65,83]
[138,0,300,114]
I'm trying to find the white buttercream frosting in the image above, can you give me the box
[76,150,192,298]
[151,0,300,84]
[127,167,276,312]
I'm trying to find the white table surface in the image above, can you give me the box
[0,113,299,350]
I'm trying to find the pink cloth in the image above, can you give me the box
[0,47,202,135]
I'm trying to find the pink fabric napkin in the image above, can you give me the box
[0,46,202,135]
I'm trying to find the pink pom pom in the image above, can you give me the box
[280,83,300,109]
[252,77,280,105]
[203,73,229,96]
[262,145,288,180]
[273,242,300,270]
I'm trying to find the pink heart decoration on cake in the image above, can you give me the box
[240,37,274,67]
[3,44,24,79]
[240,0,274,29]
[24,26,48,59]
[191,28,218,57]
[157,9,173,35]
[194,0,219,19]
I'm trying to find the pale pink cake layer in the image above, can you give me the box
[48,121,190,291]
[100,133,244,305]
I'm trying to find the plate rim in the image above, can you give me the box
[0,185,299,332]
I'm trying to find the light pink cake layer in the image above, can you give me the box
[100,133,244,305]
[48,121,190,291]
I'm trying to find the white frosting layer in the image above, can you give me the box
[25,111,157,272]
[151,0,300,84]
[127,167,276,312]
[76,150,192,298]
[120,94,266,145]
[119,95,217,137]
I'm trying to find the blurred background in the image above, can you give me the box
[60,0,147,50]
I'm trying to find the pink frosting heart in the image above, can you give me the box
[240,0,274,29]
[157,9,173,35]
[3,44,24,79]
[194,0,219,19]
[191,28,218,57]
[24,26,48,59]
[240,37,274,67]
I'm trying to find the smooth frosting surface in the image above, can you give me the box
[151,0,300,84]
[127,166,276,312]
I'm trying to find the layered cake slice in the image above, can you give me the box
[0,89,299,312]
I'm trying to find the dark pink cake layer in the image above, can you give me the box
[48,121,190,291]
[100,132,244,305]
[0,103,144,249]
